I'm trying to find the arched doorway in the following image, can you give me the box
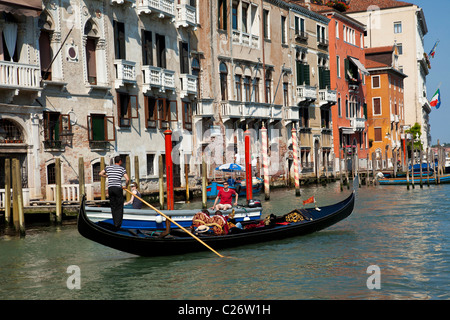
[0,119,28,188]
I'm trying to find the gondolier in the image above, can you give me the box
[99,156,129,229]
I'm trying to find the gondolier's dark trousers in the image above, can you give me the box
[109,186,124,228]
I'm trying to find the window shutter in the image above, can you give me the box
[303,64,310,86]
[344,58,349,81]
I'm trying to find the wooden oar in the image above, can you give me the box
[123,188,225,258]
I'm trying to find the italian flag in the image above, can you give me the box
[430,89,441,109]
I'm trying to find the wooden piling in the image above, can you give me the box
[426,148,430,187]
[202,157,207,209]
[11,159,19,230]
[419,149,423,188]
[13,159,25,237]
[78,157,85,198]
[366,153,370,186]
[125,155,131,202]
[405,144,410,190]
[371,152,376,186]
[261,124,270,200]
[4,158,11,224]
[55,157,62,224]
[159,155,165,209]
[134,156,140,187]
[185,154,190,203]
[411,147,415,189]
[100,157,106,200]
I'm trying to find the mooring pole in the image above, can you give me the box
[4,158,11,224]
[244,128,253,201]
[291,125,300,196]
[55,158,62,224]
[261,123,270,200]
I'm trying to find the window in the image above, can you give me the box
[372,76,380,88]
[182,101,193,131]
[142,30,152,66]
[318,67,330,89]
[117,92,138,127]
[373,97,381,115]
[263,9,269,39]
[242,2,248,33]
[244,76,251,102]
[47,163,56,185]
[299,107,309,127]
[281,16,287,44]
[220,62,228,100]
[338,97,342,117]
[39,29,52,80]
[218,0,227,30]
[87,114,115,142]
[232,1,238,30]
[113,21,125,60]
[235,75,242,101]
[145,96,157,128]
[179,41,189,74]
[296,61,310,86]
[156,34,166,68]
[394,22,402,34]
[321,109,330,128]
[155,98,177,130]
[374,127,382,141]
[336,56,340,78]
[147,154,155,176]
[43,111,71,144]
[92,162,101,182]
[317,24,326,45]
[335,21,339,38]
[295,16,305,37]
[252,78,259,102]
[265,70,271,103]
[283,82,288,107]
[397,43,403,55]
[192,57,200,97]
[85,37,97,84]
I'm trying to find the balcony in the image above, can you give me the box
[176,4,197,29]
[296,85,317,104]
[295,31,308,43]
[351,117,366,131]
[319,88,337,107]
[142,65,175,92]
[114,60,136,89]
[137,0,175,19]
[220,101,280,122]
[180,74,197,98]
[284,106,299,125]
[193,99,214,117]
[232,30,259,49]
[0,61,41,100]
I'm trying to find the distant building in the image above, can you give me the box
[365,45,407,169]
[346,0,431,150]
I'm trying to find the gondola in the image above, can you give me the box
[378,173,450,185]
[77,191,355,257]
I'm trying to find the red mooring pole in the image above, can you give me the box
[244,129,253,201]
[164,130,174,211]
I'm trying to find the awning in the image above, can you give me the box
[0,0,42,17]
[349,57,369,76]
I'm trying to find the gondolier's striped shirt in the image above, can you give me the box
[105,164,127,188]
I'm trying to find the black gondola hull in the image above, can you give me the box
[77,191,355,257]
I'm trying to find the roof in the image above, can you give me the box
[346,0,414,13]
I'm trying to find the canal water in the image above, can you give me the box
[1,182,449,300]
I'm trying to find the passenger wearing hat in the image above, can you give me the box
[124,182,143,209]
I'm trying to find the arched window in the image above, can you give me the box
[265,70,272,103]
[0,119,23,143]
[39,11,54,80]
[219,62,228,101]
[84,19,99,85]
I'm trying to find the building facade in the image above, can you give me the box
[365,45,406,169]
[346,0,431,150]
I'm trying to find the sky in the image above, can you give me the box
[412,0,449,145]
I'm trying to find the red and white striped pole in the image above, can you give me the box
[261,123,270,200]
[292,125,300,196]
[244,128,253,201]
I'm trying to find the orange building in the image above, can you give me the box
[365,45,407,169]
[308,2,369,173]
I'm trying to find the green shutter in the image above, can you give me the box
[324,69,331,89]
[303,64,310,86]
[92,116,105,141]
[363,103,368,119]
[296,61,301,85]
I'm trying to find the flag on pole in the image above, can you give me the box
[429,40,439,58]
[303,196,315,205]
[430,89,441,109]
